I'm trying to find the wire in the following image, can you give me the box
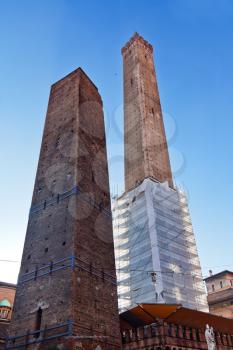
[0,257,232,283]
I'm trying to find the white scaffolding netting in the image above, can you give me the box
[112,178,209,313]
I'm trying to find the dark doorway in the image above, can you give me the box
[34,307,42,338]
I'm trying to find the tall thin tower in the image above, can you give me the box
[7,68,121,350]
[113,34,208,313]
[123,33,173,191]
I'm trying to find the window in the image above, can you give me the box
[0,309,9,319]
[189,328,193,340]
[196,329,200,341]
[0,299,11,320]
[34,308,42,338]
[231,280,233,287]
[130,78,133,86]
[212,284,215,292]
[182,326,186,338]
[220,281,223,288]
[168,324,172,336]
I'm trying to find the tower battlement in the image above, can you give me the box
[121,32,153,55]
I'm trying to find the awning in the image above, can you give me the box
[120,304,179,329]
[120,303,233,334]
[166,307,233,334]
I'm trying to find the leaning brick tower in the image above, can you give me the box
[7,68,121,350]
[122,33,173,191]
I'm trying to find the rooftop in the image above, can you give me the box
[51,67,98,91]
[204,270,233,282]
[0,281,16,289]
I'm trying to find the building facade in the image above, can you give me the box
[7,68,121,350]
[120,304,233,350]
[204,270,233,318]
[113,33,208,313]
[0,282,16,322]
[0,282,16,349]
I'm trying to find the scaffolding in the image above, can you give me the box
[112,178,208,313]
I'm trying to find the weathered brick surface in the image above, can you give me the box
[122,33,173,191]
[8,68,121,350]
[122,322,233,350]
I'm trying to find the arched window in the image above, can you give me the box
[0,299,11,320]
[0,308,10,319]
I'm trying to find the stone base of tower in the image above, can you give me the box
[5,321,121,350]
[25,339,120,350]
[6,335,120,350]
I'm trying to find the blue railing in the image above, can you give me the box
[30,185,112,218]
[5,320,73,349]
[18,256,116,286]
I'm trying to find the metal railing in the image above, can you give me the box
[30,185,111,218]
[18,256,116,286]
[5,320,73,349]
[18,256,74,284]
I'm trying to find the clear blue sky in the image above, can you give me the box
[0,0,233,283]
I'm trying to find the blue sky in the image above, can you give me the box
[0,0,233,283]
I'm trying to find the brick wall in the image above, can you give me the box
[7,68,121,350]
[122,322,233,350]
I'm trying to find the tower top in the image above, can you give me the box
[121,32,153,55]
[51,67,99,91]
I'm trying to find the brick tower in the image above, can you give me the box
[7,68,121,350]
[122,33,173,191]
[113,34,208,313]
